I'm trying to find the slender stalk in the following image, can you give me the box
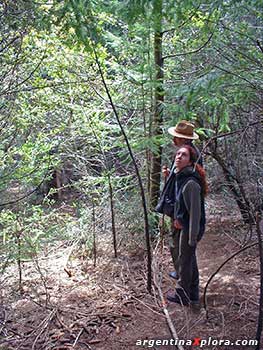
[108,174,117,258]
[141,81,151,197]
[85,112,117,258]
[92,199,97,268]
[92,47,152,292]
[17,232,23,294]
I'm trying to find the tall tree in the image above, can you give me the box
[149,0,164,209]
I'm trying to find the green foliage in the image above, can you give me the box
[0,204,71,275]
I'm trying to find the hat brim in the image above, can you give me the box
[168,127,199,140]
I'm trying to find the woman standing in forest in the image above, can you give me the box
[166,145,207,306]
[157,120,202,281]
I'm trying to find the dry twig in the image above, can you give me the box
[152,239,184,350]
[31,308,57,350]
[73,328,84,347]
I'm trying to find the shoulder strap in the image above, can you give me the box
[170,160,176,172]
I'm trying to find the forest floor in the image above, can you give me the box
[0,194,261,350]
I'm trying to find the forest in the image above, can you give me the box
[0,0,263,349]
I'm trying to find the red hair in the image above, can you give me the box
[178,145,208,196]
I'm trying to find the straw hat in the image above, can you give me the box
[168,120,199,140]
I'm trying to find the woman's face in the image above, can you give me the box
[175,147,191,171]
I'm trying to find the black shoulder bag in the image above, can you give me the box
[155,163,176,218]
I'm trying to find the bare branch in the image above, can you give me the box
[256,40,263,54]
[196,120,263,169]
[203,242,258,315]
[162,5,201,35]
[0,154,52,207]
[163,32,213,60]
[1,52,47,96]
[0,35,21,53]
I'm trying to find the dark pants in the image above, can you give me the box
[177,230,199,302]
[168,225,180,272]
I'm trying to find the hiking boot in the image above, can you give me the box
[190,300,201,312]
[167,289,189,306]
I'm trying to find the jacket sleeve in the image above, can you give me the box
[182,180,201,247]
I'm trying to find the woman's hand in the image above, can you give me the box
[162,165,170,178]
[173,219,183,229]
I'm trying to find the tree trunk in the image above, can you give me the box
[211,151,254,224]
[149,0,164,210]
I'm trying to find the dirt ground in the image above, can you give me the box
[0,194,262,350]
